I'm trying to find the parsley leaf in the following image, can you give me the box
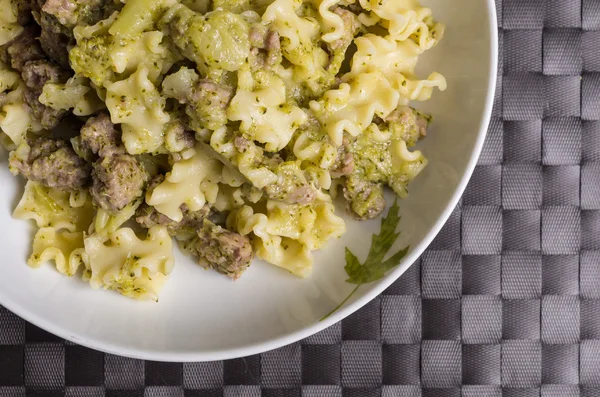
[321,200,409,320]
[344,200,409,284]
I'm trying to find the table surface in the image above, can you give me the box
[2,0,600,396]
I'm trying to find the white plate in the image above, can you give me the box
[0,0,498,361]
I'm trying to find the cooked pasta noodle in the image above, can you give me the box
[1,0,445,300]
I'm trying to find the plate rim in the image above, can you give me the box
[0,2,499,362]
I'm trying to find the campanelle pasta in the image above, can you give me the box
[1,0,445,300]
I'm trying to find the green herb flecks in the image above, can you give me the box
[320,200,409,321]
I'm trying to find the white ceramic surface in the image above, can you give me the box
[0,0,498,362]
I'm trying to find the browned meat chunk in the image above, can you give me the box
[21,60,69,129]
[195,220,254,280]
[262,161,317,205]
[21,59,68,89]
[264,182,316,205]
[78,113,122,158]
[343,176,386,220]
[42,0,108,27]
[135,202,210,237]
[330,135,354,177]
[39,23,71,69]
[190,79,233,108]
[249,26,281,68]
[42,0,81,26]
[90,153,147,212]
[187,79,234,130]
[233,135,251,152]
[385,106,430,146]
[9,137,91,190]
[0,26,45,71]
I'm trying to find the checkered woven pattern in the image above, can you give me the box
[1,0,598,395]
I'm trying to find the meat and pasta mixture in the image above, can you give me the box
[0,0,445,300]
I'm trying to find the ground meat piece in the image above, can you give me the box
[331,150,354,176]
[190,79,234,109]
[249,27,280,67]
[0,26,45,71]
[38,23,71,69]
[21,60,69,129]
[9,137,91,190]
[287,186,317,205]
[330,135,354,176]
[263,173,317,205]
[136,202,210,236]
[233,136,251,152]
[185,79,234,130]
[386,106,430,145]
[265,30,280,53]
[248,26,266,47]
[146,173,164,192]
[165,121,195,153]
[79,113,122,158]
[195,220,254,280]
[330,8,361,51]
[343,176,386,220]
[42,0,80,26]
[42,0,108,27]
[90,153,147,212]
[21,59,68,89]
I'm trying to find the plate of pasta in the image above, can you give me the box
[0,0,497,360]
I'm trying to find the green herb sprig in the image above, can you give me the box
[321,200,409,320]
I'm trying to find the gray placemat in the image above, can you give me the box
[2,0,598,395]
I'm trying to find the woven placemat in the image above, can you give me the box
[2,0,599,395]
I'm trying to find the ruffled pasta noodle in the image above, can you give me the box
[109,31,177,82]
[83,226,175,301]
[92,198,143,235]
[310,70,401,145]
[210,126,279,188]
[40,76,105,116]
[228,68,307,151]
[28,228,86,277]
[263,0,330,84]
[105,67,170,154]
[2,0,446,298]
[228,200,345,276]
[315,0,346,43]
[357,0,443,49]
[146,144,222,222]
[13,181,94,233]
[0,0,23,46]
[0,64,41,146]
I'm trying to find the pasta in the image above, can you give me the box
[1,0,445,300]
[83,226,175,301]
[228,200,346,276]
[105,67,171,154]
[28,228,86,277]
[227,68,307,151]
[40,75,105,116]
[13,181,94,233]
[0,63,41,147]
[146,144,222,222]
[0,0,23,46]
[310,70,401,145]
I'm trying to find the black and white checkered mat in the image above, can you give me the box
[3,0,600,395]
